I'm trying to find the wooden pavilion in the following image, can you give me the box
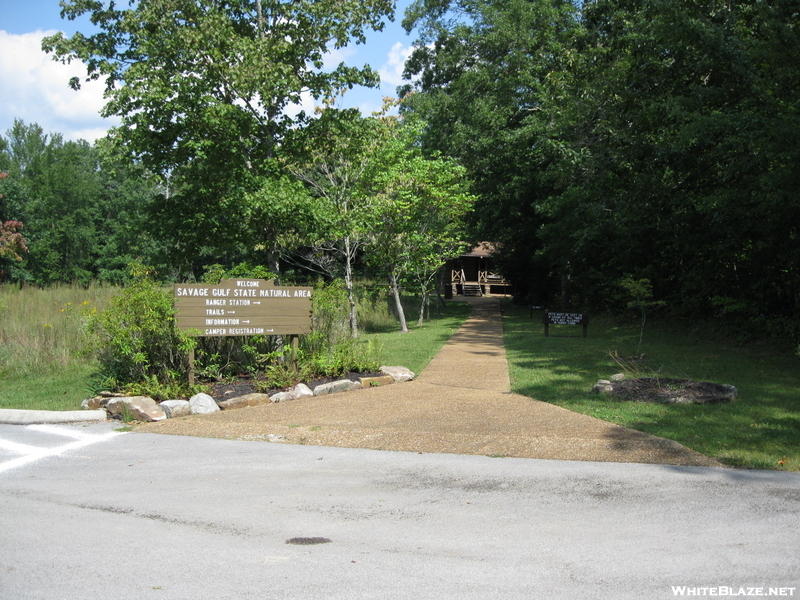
[445,242,511,297]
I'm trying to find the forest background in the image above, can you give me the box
[1,0,799,351]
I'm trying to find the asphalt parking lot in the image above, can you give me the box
[1,422,798,600]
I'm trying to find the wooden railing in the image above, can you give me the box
[450,270,511,296]
[478,271,508,284]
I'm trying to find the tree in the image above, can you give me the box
[400,0,800,344]
[366,114,475,330]
[0,166,28,277]
[0,220,28,263]
[0,121,163,285]
[92,140,168,284]
[619,277,666,358]
[0,121,102,284]
[287,106,475,335]
[545,0,800,325]
[286,109,388,336]
[43,0,395,276]
[400,0,582,305]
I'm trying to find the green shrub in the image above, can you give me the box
[200,262,276,284]
[87,267,196,388]
[307,279,349,352]
[311,337,382,377]
[122,374,209,402]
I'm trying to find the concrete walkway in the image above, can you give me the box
[416,297,511,392]
[139,296,723,467]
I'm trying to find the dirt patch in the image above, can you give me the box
[606,378,737,404]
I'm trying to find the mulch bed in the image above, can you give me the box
[208,371,383,402]
[608,378,737,404]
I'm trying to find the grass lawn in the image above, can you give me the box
[0,363,100,412]
[502,301,800,471]
[367,300,472,376]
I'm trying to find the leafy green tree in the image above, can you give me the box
[0,121,100,284]
[93,140,169,284]
[0,121,163,285]
[400,0,582,304]
[366,114,475,330]
[400,0,800,344]
[619,277,666,358]
[286,109,388,336]
[288,106,475,335]
[549,0,800,329]
[27,139,103,284]
[43,0,395,276]
[0,151,29,278]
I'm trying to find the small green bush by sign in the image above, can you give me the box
[87,264,196,391]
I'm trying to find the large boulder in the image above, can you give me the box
[82,391,127,410]
[380,366,415,383]
[82,397,106,410]
[160,399,192,418]
[313,379,362,396]
[270,383,316,403]
[189,393,220,414]
[293,383,314,399]
[359,374,394,388]
[106,396,166,422]
[218,393,272,410]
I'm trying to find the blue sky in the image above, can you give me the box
[0,0,417,142]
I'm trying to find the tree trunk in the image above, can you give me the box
[417,291,429,327]
[344,236,358,337]
[434,270,444,318]
[560,258,570,310]
[390,272,409,333]
[267,246,280,284]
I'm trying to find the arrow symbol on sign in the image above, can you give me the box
[227,311,236,314]
[253,301,261,305]
[242,320,250,324]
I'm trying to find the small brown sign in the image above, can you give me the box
[174,279,312,336]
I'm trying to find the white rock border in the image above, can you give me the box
[82,366,416,420]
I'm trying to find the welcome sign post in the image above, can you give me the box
[174,278,313,384]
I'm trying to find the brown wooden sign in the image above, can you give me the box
[174,279,313,337]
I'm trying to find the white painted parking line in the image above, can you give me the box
[0,438,42,455]
[0,426,126,474]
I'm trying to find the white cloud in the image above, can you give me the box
[282,89,320,120]
[321,44,358,71]
[0,30,412,140]
[0,30,118,142]
[378,41,415,90]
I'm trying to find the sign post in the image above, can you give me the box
[174,279,313,380]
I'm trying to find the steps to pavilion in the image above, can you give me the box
[462,282,483,296]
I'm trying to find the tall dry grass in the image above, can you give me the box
[0,282,119,377]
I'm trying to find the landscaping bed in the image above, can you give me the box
[208,371,384,402]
